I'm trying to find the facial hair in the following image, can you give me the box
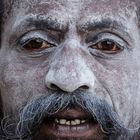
[0,91,139,140]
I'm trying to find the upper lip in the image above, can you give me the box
[49,106,94,120]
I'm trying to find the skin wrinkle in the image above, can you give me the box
[0,0,140,140]
[0,93,133,139]
[45,46,96,92]
[0,0,129,116]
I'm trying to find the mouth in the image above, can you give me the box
[40,106,101,139]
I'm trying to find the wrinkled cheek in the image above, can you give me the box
[0,62,31,114]
[91,60,135,126]
[0,61,47,110]
[0,58,26,83]
[102,71,138,127]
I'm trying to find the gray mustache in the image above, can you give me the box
[0,92,139,140]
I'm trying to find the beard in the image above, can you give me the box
[0,90,139,140]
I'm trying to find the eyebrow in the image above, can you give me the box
[78,18,132,40]
[79,18,125,31]
[27,17,68,32]
[12,15,68,35]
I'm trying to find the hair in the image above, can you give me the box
[0,0,140,31]
[0,92,136,140]
[0,0,140,139]
[1,0,15,24]
[0,0,3,43]
[0,0,3,118]
[136,0,140,27]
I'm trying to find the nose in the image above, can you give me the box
[45,44,95,93]
[45,67,95,92]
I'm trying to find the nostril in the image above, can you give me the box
[49,83,60,90]
[79,85,89,90]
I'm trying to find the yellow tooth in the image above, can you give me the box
[66,121,71,125]
[59,119,66,124]
[75,119,80,125]
[71,120,77,125]
[81,120,86,123]
[55,118,59,123]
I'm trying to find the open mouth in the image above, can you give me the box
[40,106,100,139]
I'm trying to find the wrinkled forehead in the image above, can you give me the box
[8,0,138,21]
[2,0,139,34]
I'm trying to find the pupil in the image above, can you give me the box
[101,41,114,50]
[23,39,43,50]
[31,39,43,49]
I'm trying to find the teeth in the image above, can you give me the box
[54,118,86,126]
[81,120,86,123]
[66,121,71,125]
[60,119,66,124]
[55,118,59,123]
[75,119,80,125]
[71,120,77,125]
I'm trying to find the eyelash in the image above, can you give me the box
[17,31,126,59]
[19,37,56,51]
[88,38,125,57]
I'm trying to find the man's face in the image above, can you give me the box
[0,0,140,139]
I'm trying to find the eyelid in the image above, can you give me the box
[88,32,128,48]
[20,37,44,47]
[18,31,57,47]
[90,39,125,55]
[93,39,124,50]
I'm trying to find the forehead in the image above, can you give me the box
[10,0,137,23]
[3,0,138,41]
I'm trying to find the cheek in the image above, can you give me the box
[97,62,137,102]
[90,57,139,126]
[89,54,138,99]
[0,62,27,113]
[0,57,48,109]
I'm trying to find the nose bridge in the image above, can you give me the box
[45,41,95,92]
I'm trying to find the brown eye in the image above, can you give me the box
[95,40,121,54]
[23,39,55,51]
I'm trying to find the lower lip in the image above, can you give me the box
[40,119,100,139]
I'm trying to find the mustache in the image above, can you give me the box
[0,91,138,140]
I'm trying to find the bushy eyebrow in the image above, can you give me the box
[79,19,124,30]
[11,14,133,46]
[26,16,68,33]
[78,18,132,41]
[12,15,68,35]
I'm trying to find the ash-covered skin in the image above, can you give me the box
[0,0,140,139]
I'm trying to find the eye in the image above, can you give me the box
[22,38,56,51]
[91,40,122,54]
